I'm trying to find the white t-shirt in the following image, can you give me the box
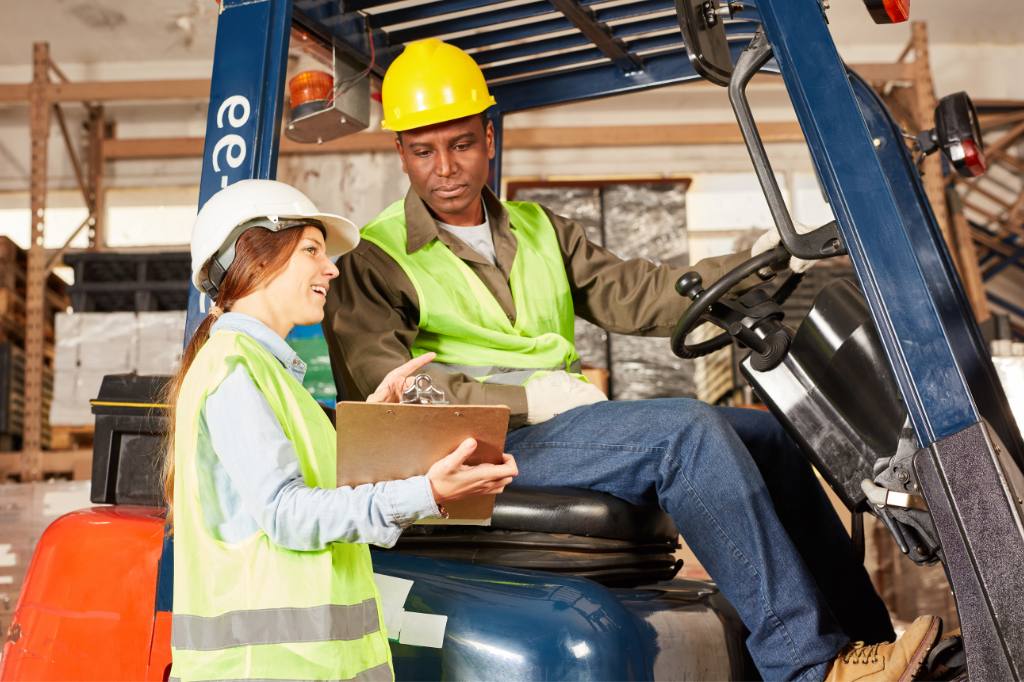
[436,212,497,266]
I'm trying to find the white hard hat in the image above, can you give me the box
[190,179,359,297]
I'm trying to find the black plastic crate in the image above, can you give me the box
[0,342,17,438]
[64,252,191,312]
[90,373,170,507]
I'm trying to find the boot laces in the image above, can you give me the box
[842,641,882,665]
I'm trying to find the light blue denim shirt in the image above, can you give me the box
[199,312,439,550]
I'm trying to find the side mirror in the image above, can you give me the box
[676,0,739,87]
[936,92,987,177]
[915,92,987,178]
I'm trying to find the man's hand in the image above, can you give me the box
[366,352,437,403]
[751,229,815,274]
[525,370,607,425]
[427,438,518,504]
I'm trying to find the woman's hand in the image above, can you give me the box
[427,438,518,505]
[366,352,437,404]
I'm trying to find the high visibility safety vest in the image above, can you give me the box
[361,200,582,385]
[170,331,392,682]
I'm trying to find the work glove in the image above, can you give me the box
[525,370,607,425]
[751,229,816,274]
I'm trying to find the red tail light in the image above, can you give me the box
[863,0,910,24]
[958,139,987,178]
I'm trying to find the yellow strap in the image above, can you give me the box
[89,400,169,409]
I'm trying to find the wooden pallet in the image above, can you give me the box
[0,449,92,482]
[1,342,55,450]
[48,425,94,451]
[0,319,57,360]
[0,290,65,348]
[0,236,69,301]
[0,287,69,326]
[0,239,66,456]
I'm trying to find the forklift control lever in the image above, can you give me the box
[671,244,796,371]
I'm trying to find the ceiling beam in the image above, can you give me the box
[548,0,643,73]
[102,121,806,160]
[48,79,210,102]
[0,72,792,105]
[0,79,210,105]
[0,62,901,106]
[0,84,30,103]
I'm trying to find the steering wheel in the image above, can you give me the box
[670,244,801,366]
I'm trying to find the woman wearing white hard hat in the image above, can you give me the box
[163,179,517,681]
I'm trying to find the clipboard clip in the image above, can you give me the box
[400,374,450,405]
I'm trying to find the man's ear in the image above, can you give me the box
[485,120,495,161]
[394,135,408,173]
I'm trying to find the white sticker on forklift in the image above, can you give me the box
[373,572,414,635]
[398,612,447,649]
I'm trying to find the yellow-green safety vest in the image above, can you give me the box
[170,330,392,682]
[361,200,583,385]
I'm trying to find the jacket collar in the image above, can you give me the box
[403,185,517,276]
[405,185,509,254]
[211,312,307,382]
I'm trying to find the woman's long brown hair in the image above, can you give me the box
[162,226,307,523]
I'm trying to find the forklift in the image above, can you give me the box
[3,0,1023,679]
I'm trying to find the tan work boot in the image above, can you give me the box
[825,616,942,682]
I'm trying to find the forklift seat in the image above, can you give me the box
[491,486,677,540]
[390,486,683,587]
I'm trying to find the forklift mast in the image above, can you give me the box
[186,1,1024,679]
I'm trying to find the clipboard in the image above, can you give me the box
[336,402,511,523]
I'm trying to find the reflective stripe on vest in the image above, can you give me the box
[172,599,380,651]
[361,200,580,383]
[169,661,393,682]
[427,360,583,385]
[171,332,392,681]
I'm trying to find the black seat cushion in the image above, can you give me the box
[489,486,678,542]
[390,487,683,587]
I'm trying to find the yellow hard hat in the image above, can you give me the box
[381,38,497,132]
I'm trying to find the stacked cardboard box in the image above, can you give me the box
[992,339,1024,432]
[50,311,185,426]
[137,312,188,375]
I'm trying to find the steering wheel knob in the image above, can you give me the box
[676,271,704,300]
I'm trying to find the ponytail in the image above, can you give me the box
[161,310,220,524]
[161,225,305,528]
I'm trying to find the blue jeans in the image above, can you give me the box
[505,399,894,681]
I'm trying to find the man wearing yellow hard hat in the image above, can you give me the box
[323,38,941,682]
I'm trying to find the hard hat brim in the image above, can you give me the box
[382,98,496,132]
[190,213,359,292]
[309,212,360,260]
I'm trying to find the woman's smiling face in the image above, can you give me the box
[261,225,340,330]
